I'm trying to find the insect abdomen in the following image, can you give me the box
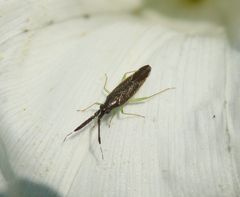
[104,65,151,109]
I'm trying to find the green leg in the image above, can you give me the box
[108,111,117,128]
[120,107,145,118]
[128,87,175,103]
[105,70,136,95]
[104,73,110,94]
[108,106,144,125]
[76,74,111,112]
[121,70,136,81]
[77,102,102,112]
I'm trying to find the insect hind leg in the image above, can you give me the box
[104,70,136,94]
[103,73,110,94]
[121,70,136,81]
[128,87,175,103]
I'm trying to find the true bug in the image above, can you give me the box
[64,65,174,159]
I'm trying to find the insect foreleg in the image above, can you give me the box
[77,102,102,112]
[107,110,118,127]
[128,87,175,103]
[120,107,145,118]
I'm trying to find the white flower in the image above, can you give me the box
[0,0,240,196]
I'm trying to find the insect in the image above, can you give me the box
[63,65,174,159]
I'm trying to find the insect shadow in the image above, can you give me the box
[63,65,175,159]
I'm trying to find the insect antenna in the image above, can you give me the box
[98,112,105,160]
[63,110,101,142]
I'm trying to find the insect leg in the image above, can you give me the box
[77,102,102,112]
[108,111,117,128]
[103,73,110,94]
[128,87,175,103]
[120,107,145,118]
[121,70,136,81]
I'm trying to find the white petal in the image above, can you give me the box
[0,139,16,190]
[1,1,240,197]
[143,0,240,49]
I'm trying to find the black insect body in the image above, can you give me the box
[64,65,174,159]
[103,66,150,111]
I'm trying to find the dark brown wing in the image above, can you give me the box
[103,65,151,110]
